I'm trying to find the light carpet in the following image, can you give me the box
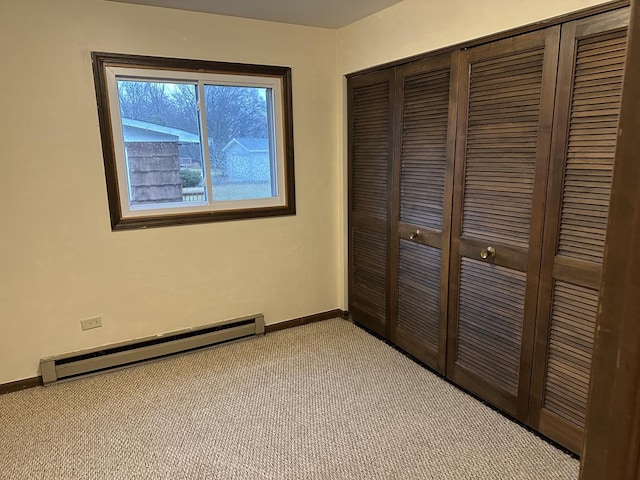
[0,318,579,479]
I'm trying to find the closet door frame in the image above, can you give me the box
[389,52,460,372]
[446,27,561,421]
[529,7,630,454]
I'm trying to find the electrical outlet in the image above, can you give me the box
[81,316,102,331]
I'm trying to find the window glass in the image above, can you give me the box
[203,85,275,202]
[116,80,206,208]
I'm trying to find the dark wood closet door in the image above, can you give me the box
[390,54,458,372]
[348,70,394,338]
[529,7,629,455]
[446,27,560,421]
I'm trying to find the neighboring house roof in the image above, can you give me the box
[222,137,269,153]
[121,117,200,144]
[122,125,178,143]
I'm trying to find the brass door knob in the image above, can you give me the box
[409,230,422,241]
[480,246,496,259]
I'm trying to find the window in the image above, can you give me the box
[92,52,295,230]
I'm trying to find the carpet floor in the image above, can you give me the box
[0,318,579,479]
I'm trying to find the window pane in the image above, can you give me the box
[203,85,276,201]
[116,80,206,208]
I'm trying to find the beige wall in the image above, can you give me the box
[337,0,614,74]
[0,0,339,384]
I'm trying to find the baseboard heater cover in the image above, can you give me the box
[40,314,264,385]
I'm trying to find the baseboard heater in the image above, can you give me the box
[40,314,264,385]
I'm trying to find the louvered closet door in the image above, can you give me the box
[529,8,629,455]
[446,27,560,421]
[348,70,394,338]
[391,54,457,372]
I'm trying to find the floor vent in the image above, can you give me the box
[40,314,265,385]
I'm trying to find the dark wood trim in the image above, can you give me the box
[346,72,356,340]
[445,47,469,379]
[574,4,630,35]
[458,238,529,272]
[581,0,640,477]
[264,309,348,334]
[386,71,398,343]
[552,257,602,290]
[0,377,42,395]
[91,52,122,229]
[349,306,387,338]
[539,408,584,454]
[351,213,387,233]
[281,67,296,217]
[91,51,292,76]
[452,365,518,417]
[438,49,460,374]
[346,1,629,78]
[528,18,579,431]
[395,329,439,367]
[397,224,442,249]
[388,64,403,345]
[91,52,296,231]
[110,206,297,230]
[516,24,561,423]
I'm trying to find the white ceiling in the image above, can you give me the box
[107,0,405,28]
